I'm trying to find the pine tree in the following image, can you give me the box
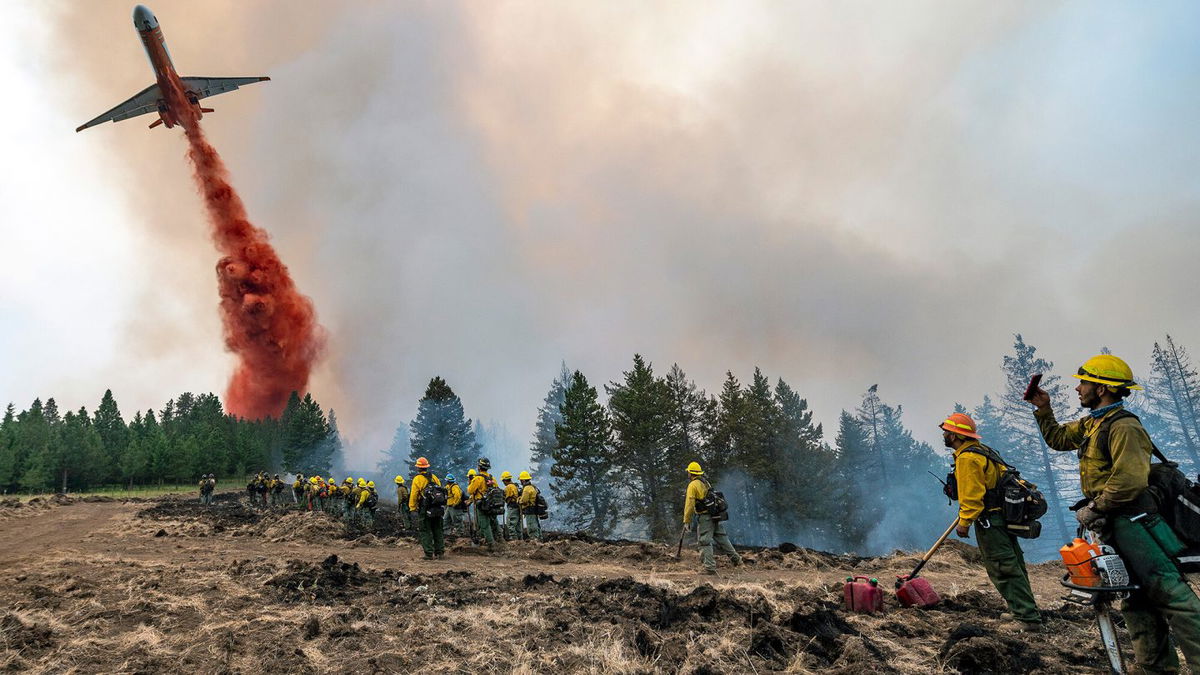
[529,362,571,488]
[661,364,710,539]
[281,392,334,476]
[771,378,834,545]
[17,399,52,491]
[92,389,127,484]
[1148,335,1200,470]
[408,377,479,474]
[376,423,412,481]
[729,368,777,543]
[832,411,873,549]
[552,371,617,535]
[702,372,743,481]
[606,354,673,540]
[0,404,18,491]
[325,408,346,477]
[998,334,1075,558]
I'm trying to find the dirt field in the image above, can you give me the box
[0,492,1151,673]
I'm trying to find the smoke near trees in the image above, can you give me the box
[9,333,1200,559]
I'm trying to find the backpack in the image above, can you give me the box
[945,444,1046,539]
[698,478,729,523]
[480,485,506,516]
[1097,410,1200,570]
[421,482,448,518]
[526,485,549,517]
[365,490,378,510]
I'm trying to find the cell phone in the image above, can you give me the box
[1023,373,1043,401]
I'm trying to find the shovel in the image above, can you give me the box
[895,518,958,607]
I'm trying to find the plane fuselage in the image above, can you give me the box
[133,4,198,129]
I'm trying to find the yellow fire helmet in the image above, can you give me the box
[467,469,477,477]
[687,461,703,475]
[357,478,367,487]
[519,471,532,481]
[500,471,512,480]
[367,481,375,488]
[1074,354,1143,390]
[394,475,405,484]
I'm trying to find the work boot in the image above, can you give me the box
[701,568,717,576]
[423,553,434,560]
[999,619,1042,633]
[730,556,743,567]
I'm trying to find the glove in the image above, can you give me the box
[955,524,970,538]
[1075,502,1107,531]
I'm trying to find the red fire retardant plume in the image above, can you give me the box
[166,81,324,419]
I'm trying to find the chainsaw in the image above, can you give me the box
[1060,528,1139,674]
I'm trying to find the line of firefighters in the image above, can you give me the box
[210,458,551,545]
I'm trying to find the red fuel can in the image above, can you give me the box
[843,576,885,614]
[895,575,940,608]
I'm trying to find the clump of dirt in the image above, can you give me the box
[0,612,55,652]
[940,623,1044,674]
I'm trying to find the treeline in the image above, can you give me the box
[0,390,343,493]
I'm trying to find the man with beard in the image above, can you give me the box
[1031,354,1200,672]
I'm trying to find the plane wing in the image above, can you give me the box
[75,83,162,132]
[180,76,270,101]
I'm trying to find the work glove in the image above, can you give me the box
[1074,502,1107,531]
[955,524,970,539]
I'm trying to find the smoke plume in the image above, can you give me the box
[166,79,324,419]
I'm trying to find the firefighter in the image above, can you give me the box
[357,480,378,526]
[348,479,366,524]
[271,474,285,507]
[198,473,214,506]
[395,475,412,529]
[1031,354,1200,671]
[445,475,465,534]
[941,412,1041,629]
[409,457,445,560]
[517,471,543,541]
[468,458,506,552]
[501,471,520,540]
[682,461,740,575]
[292,473,305,505]
[340,478,354,519]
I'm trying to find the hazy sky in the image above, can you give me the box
[2,1,1199,466]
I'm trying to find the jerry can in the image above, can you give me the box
[1060,537,1102,587]
[843,576,884,614]
[895,575,940,608]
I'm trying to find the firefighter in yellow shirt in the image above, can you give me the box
[682,462,740,575]
[356,480,378,525]
[445,475,466,534]
[409,457,445,559]
[501,471,520,540]
[517,471,543,540]
[468,458,506,552]
[395,476,412,529]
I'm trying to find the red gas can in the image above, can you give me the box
[895,575,940,608]
[843,576,884,614]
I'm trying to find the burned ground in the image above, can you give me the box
[0,492,1148,673]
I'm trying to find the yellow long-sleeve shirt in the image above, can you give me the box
[396,484,409,509]
[1035,405,1152,512]
[447,484,464,507]
[409,472,442,512]
[468,472,493,502]
[518,484,538,509]
[683,478,708,524]
[504,482,519,504]
[356,487,374,509]
[952,441,1003,527]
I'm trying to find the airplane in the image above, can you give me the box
[76,5,269,132]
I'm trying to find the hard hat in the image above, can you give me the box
[343,478,352,484]
[1074,354,1143,390]
[686,461,703,475]
[367,481,375,488]
[274,474,280,478]
[357,478,367,487]
[415,457,430,469]
[501,471,512,480]
[446,473,456,483]
[939,412,981,439]
[394,475,405,484]
[478,457,491,470]
[309,476,318,484]
[519,471,532,481]
[467,469,477,477]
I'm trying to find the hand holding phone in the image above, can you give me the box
[1022,373,1043,401]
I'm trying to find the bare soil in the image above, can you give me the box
[0,492,1154,673]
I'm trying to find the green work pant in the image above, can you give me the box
[399,506,413,529]
[445,507,465,534]
[697,514,739,571]
[418,513,445,556]
[974,514,1040,623]
[506,506,521,540]
[524,513,542,540]
[478,512,505,549]
[1105,514,1200,672]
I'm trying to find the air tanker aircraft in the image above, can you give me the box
[76,5,268,132]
